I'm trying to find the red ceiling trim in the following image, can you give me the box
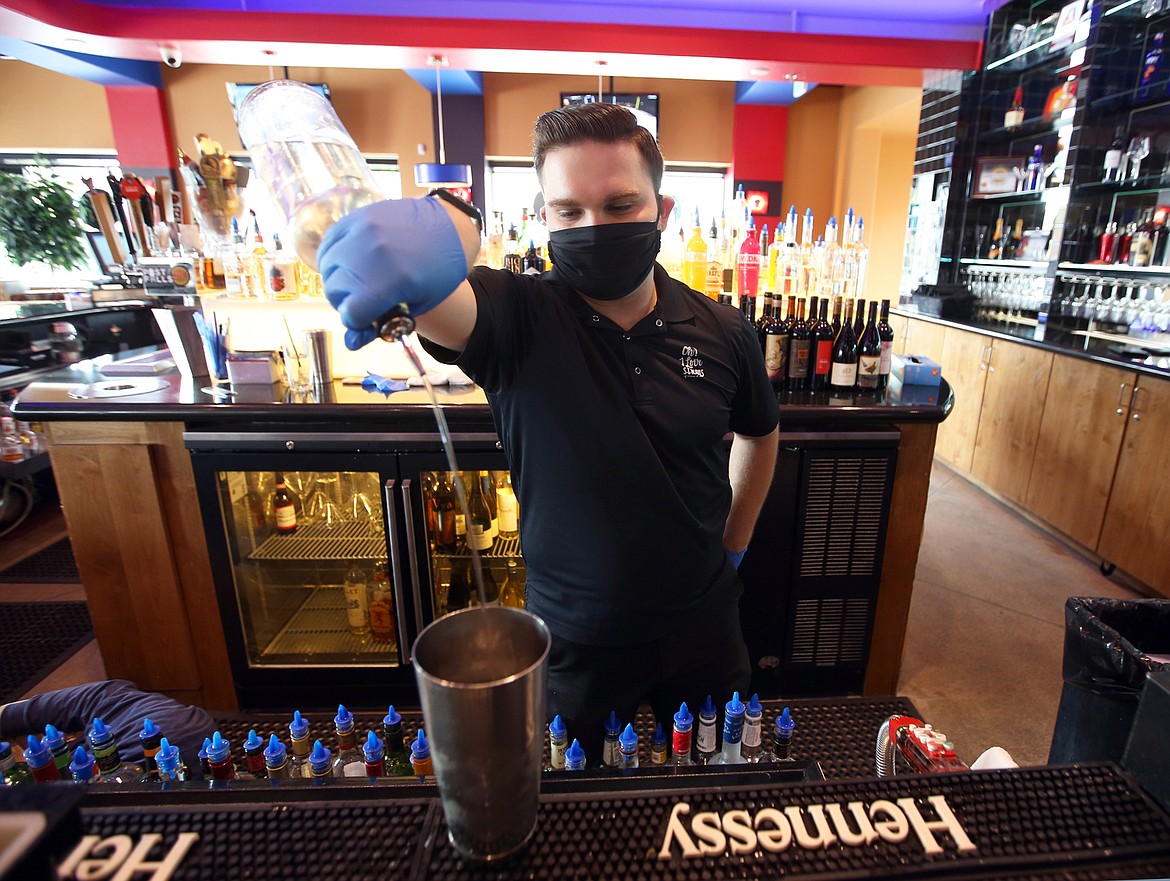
[3,0,982,71]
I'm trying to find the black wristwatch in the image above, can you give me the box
[428,187,483,234]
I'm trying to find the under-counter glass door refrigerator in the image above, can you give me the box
[186,430,523,711]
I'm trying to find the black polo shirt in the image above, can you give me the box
[420,263,779,646]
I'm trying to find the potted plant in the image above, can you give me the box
[0,165,88,274]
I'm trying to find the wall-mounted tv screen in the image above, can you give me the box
[559,93,659,139]
[226,82,331,115]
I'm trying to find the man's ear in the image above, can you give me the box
[657,194,676,231]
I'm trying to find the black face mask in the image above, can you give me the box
[547,221,662,301]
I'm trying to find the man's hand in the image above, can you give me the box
[318,197,477,350]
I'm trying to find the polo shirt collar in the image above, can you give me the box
[549,263,697,328]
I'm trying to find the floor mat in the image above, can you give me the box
[0,538,81,583]
[0,601,93,703]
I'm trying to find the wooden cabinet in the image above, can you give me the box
[1097,375,1170,596]
[888,313,910,355]
[1025,360,1134,550]
[903,316,947,367]
[933,325,991,473]
[970,339,1053,505]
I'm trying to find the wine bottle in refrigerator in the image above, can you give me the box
[856,301,882,390]
[434,473,458,553]
[467,474,494,552]
[830,307,859,393]
[273,472,297,534]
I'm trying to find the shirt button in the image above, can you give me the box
[592,315,601,322]
[624,334,631,341]
[634,367,642,375]
[655,319,663,327]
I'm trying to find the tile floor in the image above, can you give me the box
[1,462,1148,770]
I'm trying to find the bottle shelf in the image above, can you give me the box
[979,113,1075,142]
[433,536,523,560]
[984,36,1087,75]
[961,258,1049,269]
[259,587,399,662]
[971,186,1054,202]
[249,520,387,562]
[1059,261,1170,274]
[1073,174,1170,195]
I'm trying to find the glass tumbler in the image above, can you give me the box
[235,80,383,269]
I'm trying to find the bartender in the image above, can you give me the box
[319,102,779,761]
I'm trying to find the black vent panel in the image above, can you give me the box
[788,596,873,667]
[798,455,892,577]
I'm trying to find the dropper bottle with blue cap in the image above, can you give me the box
[741,694,764,763]
[68,746,96,783]
[650,723,669,766]
[198,737,212,779]
[410,729,433,779]
[22,735,58,783]
[382,706,413,777]
[88,717,143,784]
[138,718,163,782]
[771,707,795,762]
[362,731,385,779]
[205,731,237,783]
[332,704,365,777]
[602,711,622,768]
[713,692,746,765]
[264,734,292,781]
[155,737,185,784]
[42,724,71,776]
[308,739,332,785]
[617,723,639,770]
[287,710,311,778]
[547,715,568,771]
[672,702,694,766]
[564,738,586,772]
[242,729,267,779]
[694,696,718,765]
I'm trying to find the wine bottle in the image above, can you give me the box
[1004,85,1025,129]
[988,218,1004,260]
[830,307,859,393]
[434,473,457,553]
[479,471,498,540]
[446,559,471,613]
[830,295,843,338]
[763,297,788,387]
[853,297,866,339]
[810,296,834,391]
[877,299,894,391]
[273,472,297,534]
[496,472,519,541]
[787,298,811,392]
[467,473,494,552]
[856,301,882,390]
[1103,129,1125,182]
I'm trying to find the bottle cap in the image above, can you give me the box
[140,718,161,740]
[652,723,667,748]
[243,729,264,752]
[674,702,693,730]
[23,734,51,769]
[155,738,182,775]
[746,694,763,717]
[69,746,95,781]
[776,706,795,734]
[289,710,309,739]
[199,737,212,760]
[605,711,621,737]
[619,723,638,755]
[89,717,110,742]
[549,714,566,739]
[565,738,586,770]
[335,704,354,733]
[725,691,745,717]
[383,705,402,727]
[362,731,385,762]
[42,724,65,752]
[206,731,231,763]
[411,729,430,760]
[700,695,717,719]
[309,739,332,773]
[264,734,287,765]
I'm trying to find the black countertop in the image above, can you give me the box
[894,307,1170,381]
[11,345,953,429]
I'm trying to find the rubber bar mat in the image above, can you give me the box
[0,601,92,704]
[69,764,1170,881]
[214,695,919,781]
[0,538,80,582]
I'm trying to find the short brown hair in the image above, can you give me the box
[533,102,664,193]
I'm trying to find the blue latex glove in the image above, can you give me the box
[725,547,746,570]
[360,372,410,397]
[318,197,469,351]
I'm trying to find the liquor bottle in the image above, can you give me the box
[467,473,494,552]
[1152,206,1170,265]
[88,717,144,783]
[704,218,724,301]
[244,473,267,532]
[265,233,299,301]
[332,705,365,777]
[205,731,237,783]
[1004,85,1025,129]
[548,715,568,771]
[564,739,587,771]
[787,298,811,392]
[308,740,333,785]
[762,296,788,387]
[0,417,23,462]
[479,471,499,540]
[68,746,96,783]
[650,723,669,766]
[856,301,882,390]
[42,725,72,776]
[155,738,186,784]
[242,729,267,779]
[617,724,639,770]
[288,710,312,778]
[712,692,746,765]
[496,473,519,540]
[1023,144,1044,191]
[500,558,525,608]
[382,706,414,777]
[1010,218,1025,259]
[1139,33,1164,99]
[771,707,795,761]
[602,711,622,768]
[997,218,1014,260]
[1099,220,1119,263]
[1103,129,1126,182]
[682,208,707,292]
[759,224,770,267]
[244,215,268,299]
[736,218,761,322]
[694,695,718,766]
[264,735,293,781]
[1131,209,1155,266]
[22,735,59,783]
[139,718,163,782]
[367,561,394,643]
[740,694,764,764]
[671,702,694,766]
[446,558,471,613]
[987,217,1004,260]
[343,561,371,641]
[521,241,545,275]
[434,473,458,553]
[877,299,895,391]
[810,297,834,391]
[410,729,433,779]
[362,731,386,778]
[273,472,297,535]
[830,306,859,393]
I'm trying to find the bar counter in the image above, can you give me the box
[13,347,951,712]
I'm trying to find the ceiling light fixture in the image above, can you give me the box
[414,54,472,191]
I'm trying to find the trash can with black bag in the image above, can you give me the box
[1049,597,1170,764]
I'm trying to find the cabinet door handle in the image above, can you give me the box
[979,343,991,370]
[1116,382,1129,415]
[399,479,426,638]
[987,346,995,374]
[383,478,414,663]
[1130,385,1143,421]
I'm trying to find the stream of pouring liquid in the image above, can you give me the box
[398,334,490,608]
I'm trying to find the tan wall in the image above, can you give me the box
[0,61,115,151]
[483,72,735,164]
[783,86,843,232]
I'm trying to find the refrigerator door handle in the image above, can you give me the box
[399,479,427,653]
[383,478,414,665]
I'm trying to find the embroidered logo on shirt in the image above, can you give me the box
[680,345,705,378]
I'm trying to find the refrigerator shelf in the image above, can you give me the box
[434,536,522,559]
[249,520,388,562]
[261,587,398,661]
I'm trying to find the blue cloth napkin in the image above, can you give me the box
[361,372,410,396]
